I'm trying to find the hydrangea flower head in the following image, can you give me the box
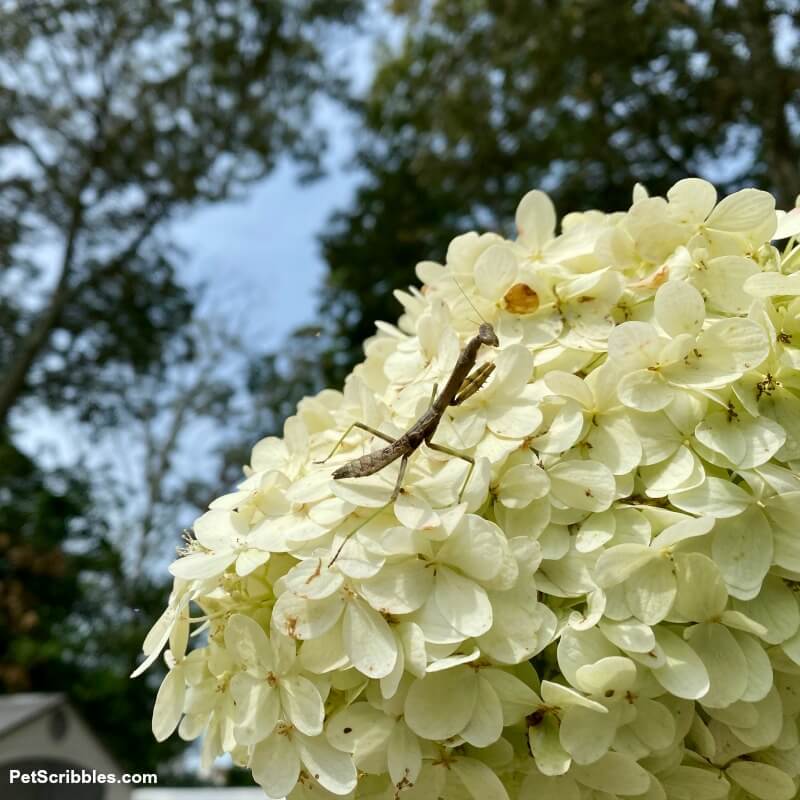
[135,179,800,800]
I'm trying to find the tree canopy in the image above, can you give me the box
[0,0,362,775]
[266,0,800,401]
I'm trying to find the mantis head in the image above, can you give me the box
[478,322,499,347]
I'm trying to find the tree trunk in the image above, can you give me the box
[0,200,83,429]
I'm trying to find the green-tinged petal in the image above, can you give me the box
[570,751,652,795]
[687,622,748,708]
[726,761,796,800]
[652,627,710,700]
[660,766,730,800]
[559,703,619,764]
[451,756,510,800]
[404,666,478,740]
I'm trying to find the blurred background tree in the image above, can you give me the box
[257,0,800,409]
[0,0,362,777]
[3,0,800,784]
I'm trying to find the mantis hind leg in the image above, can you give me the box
[329,453,409,566]
[425,440,475,502]
[315,421,395,465]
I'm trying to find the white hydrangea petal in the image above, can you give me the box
[654,281,705,337]
[549,459,615,512]
[651,514,715,549]
[697,255,759,314]
[575,510,615,553]
[404,667,478,740]
[540,681,607,713]
[169,550,236,580]
[360,559,433,614]
[438,516,506,581]
[230,675,279,744]
[618,369,674,412]
[394,493,440,530]
[387,720,422,788]
[706,188,775,232]
[193,508,240,550]
[667,177,717,221]
[670,477,752,518]
[575,656,637,696]
[694,412,747,464]
[435,566,493,637]
[516,189,556,251]
[497,463,550,508]
[594,544,656,588]
[599,619,655,654]
[272,591,344,640]
[398,622,427,678]
[608,322,663,369]
[745,270,800,297]
[296,731,358,796]
[726,761,796,800]
[251,732,301,799]
[485,399,543,438]
[297,626,348,674]
[474,244,518,302]
[412,594,464,645]
[235,548,269,576]
[530,400,585,454]
[640,445,699,497]
[588,413,643,475]
[343,599,398,679]
[152,667,185,742]
[728,686,784,748]
[280,675,325,736]
[460,675,504,747]
[651,628,710,700]
[224,613,274,671]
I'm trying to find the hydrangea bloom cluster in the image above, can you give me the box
[135,179,800,800]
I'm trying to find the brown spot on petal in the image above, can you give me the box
[503,282,539,314]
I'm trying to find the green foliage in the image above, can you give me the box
[0,438,182,772]
[258,0,800,402]
[0,0,362,426]
[0,0,363,777]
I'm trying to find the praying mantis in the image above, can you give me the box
[317,321,500,507]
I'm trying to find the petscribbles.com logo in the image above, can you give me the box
[7,767,158,785]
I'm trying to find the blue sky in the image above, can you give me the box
[172,10,397,350]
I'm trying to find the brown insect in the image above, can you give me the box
[317,322,499,561]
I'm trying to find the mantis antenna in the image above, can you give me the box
[451,272,488,326]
